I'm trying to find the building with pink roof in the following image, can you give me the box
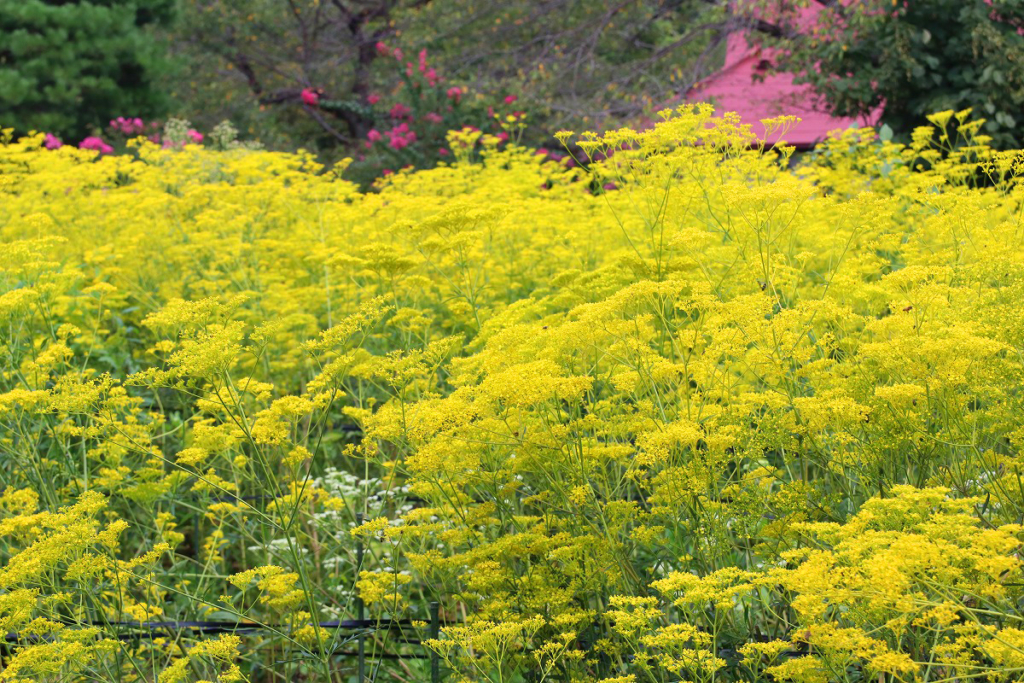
[687,3,881,147]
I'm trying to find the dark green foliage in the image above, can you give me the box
[0,0,177,140]
[760,0,1024,148]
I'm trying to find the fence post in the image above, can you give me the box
[430,601,440,683]
[356,512,365,682]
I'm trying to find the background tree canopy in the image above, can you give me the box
[3,0,1023,155]
[167,0,728,153]
[0,0,177,141]
[753,0,1024,148]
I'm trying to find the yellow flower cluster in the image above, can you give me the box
[2,106,1024,681]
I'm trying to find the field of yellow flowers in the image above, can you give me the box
[2,107,1024,683]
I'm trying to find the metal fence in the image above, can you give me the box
[3,605,446,682]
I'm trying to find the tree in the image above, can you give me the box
[171,0,429,147]
[0,0,178,141]
[753,0,1024,148]
[166,0,731,153]
[399,0,726,130]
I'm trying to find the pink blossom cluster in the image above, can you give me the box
[377,43,441,86]
[361,43,458,158]
[376,42,401,59]
[389,103,411,119]
[79,136,114,154]
[41,133,113,154]
[301,88,320,106]
[415,49,440,86]
[42,119,206,155]
[355,42,527,170]
[367,122,418,150]
[110,117,144,135]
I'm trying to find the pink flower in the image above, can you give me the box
[496,132,509,143]
[79,136,113,154]
[367,94,381,105]
[382,168,393,176]
[418,49,428,73]
[535,148,549,156]
[446,86,463,103]
[438,147,450,156]
[603,182,617,191]
[424,68,439,86]
[376,42,391,57]
[44,133,63,150]
[389,135,408,150]
[187,129,204,144]
[301,88,320,106]
[424,112,443,124]
[504,95,517,104]
[393,48,404,61]
[390,103,411,119]
[367,129,382,142]
[109,117,145,135]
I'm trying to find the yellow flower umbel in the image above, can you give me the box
[3,105,1024,681]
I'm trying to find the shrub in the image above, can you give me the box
[758,0,1024,148]
[2,107,1024,681]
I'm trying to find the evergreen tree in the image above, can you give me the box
[0,0,177,140]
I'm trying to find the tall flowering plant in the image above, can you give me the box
[40,118,256,158]
[342,44,529,184]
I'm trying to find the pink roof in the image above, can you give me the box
[688,4,880,146]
